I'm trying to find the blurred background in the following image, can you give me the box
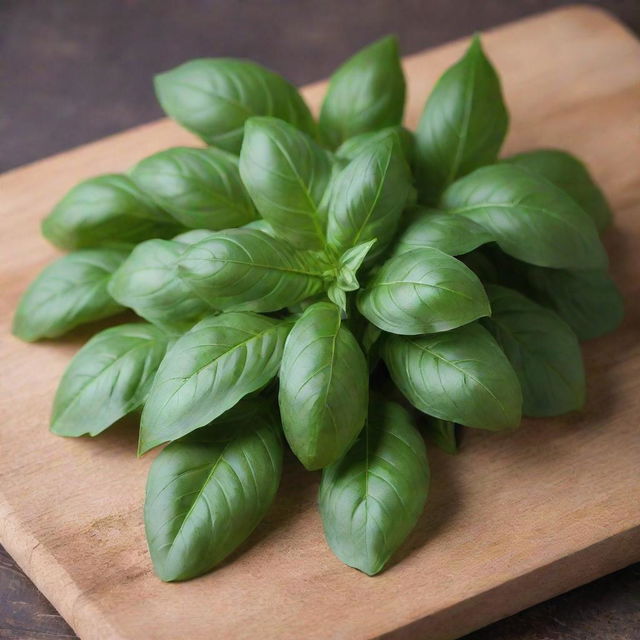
[1,1,640,639]
[1,0,639,172]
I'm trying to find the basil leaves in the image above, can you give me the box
[42,174,180,249]
[145,399,283,581]
[15,33,623,583]
[239,117,332,249]
[13,248,129,341]
[155,58,316,152]
[357,248,490,335]
[279,302,368,470]
[415,36,508,203]
[319,398,429,575]
[320,36,405,149]
[51,323,169,437]
[131,147,257,230]
[139,312,291,453]
[383,324,522,430]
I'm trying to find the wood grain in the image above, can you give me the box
[1,6,639,639]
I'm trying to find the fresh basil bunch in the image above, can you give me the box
[14,34,622,581]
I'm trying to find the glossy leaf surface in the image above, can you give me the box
[51,323,169,436]
[319,398,429,575]
[326,139,413,263]
[130,147,257,230]
[415,36,508,202]
[383,323,522,430]
[108,239,214,331]
[155,58,315,152]
[357,247,490,335]
[145,400,282,581]
[239,117,332,249]
[178,228,327,312]
[319,36,405,148]
[394,207,493,256]
[13,248,129,341]
[506,149,612,231]
[441,164,607,270]
[42,174,180,250]
[279,302,368,469]
[140,312,290,452]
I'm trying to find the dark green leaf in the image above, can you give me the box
[483,284,586,416]
[393,207,493,256]
[357,247,490,335]
[326,139,413,263]
[145,399,282,581]
[239,117,332,249]
[441,164,607,270]
[154,58,315,153]
[51,323,169,437]
[526,266,623,341]
[336,126,415,166]
[42,174,181,250]
[130,147,257,230]
[278,302,368,470]
[319,36,405,149]
[13,248,129,341]
[423,417,458,455]
[319,398,429,575]
[415,36,508,202]
[178,228,327,312]
[139,312,290,453]
[383,323,522,430]
[505,149,612,232]
[108,239,215,331]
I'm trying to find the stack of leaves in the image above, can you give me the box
[13,35,623,580]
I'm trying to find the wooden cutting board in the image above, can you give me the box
[1,6,639,639]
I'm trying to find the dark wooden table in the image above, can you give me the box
[2,1,639,638]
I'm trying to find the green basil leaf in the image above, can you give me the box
[415,36,508,203]
[42,174,181,250]
[319,398,429,575]
[483,284,586,416]
[441,164,607,270]
[326,138,413,263]
[145,399,282,581]
[178,228,326,312]
[382,324,522,430]
[51,323,169,437]
[130,147,257,230]
[357,248,490,335]
[278,302,368,470]
[526,267,623,341]
[505,149,612,232]
[13,248,129,342]
[336,126,415,166]
[154,58,315,153]
[108,239,214,331]
[423,417,458,455]
[139,312,290,453]
[393,207,493,256]
[319,36,405,149]
[172,229,216,245]
[239,117,332,249]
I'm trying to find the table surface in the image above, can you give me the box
[2,1,639,638]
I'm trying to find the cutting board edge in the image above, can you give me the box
[0,494,122,640]
[382,524,640,639]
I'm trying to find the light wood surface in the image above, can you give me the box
[1,6,639,639]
